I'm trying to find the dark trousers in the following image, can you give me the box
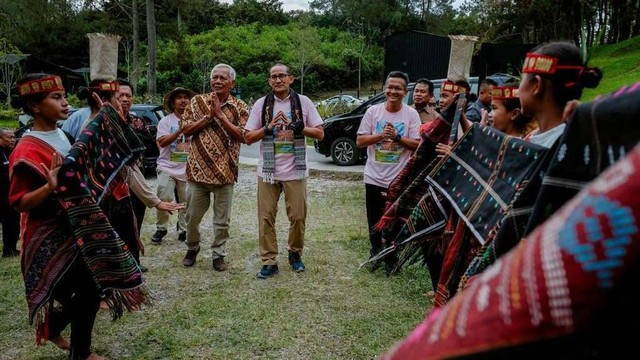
[49,257,100,359]
[1,202,19,256]
[365,183,388,255]
[103,196,140,263]
[130,193,146,235]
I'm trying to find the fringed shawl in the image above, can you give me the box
[462,82,640,284]
[383,145,640,359]
[58,104,150,318]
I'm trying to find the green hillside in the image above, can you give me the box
[582,35,640,101]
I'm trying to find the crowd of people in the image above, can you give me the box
[2,40,639,359]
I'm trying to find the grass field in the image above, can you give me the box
[582,35,640,101]
[0,167,433,360]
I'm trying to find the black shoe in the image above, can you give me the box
[212,257,228,272]
[151,229,168,243]
[288,251,305,272]
[182,248,200,267]
[178,231,186,242]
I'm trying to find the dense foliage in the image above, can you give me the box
[1,0,639,99]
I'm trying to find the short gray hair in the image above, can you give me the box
[210,63,236,80]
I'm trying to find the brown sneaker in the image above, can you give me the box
[212,257,228,272]
[182,248,200,267]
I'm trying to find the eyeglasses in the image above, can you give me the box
[269,73,290,81]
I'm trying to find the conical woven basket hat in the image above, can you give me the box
[87,33,121,81]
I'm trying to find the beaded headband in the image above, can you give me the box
[522,53,585,75]
[18,75,65,96]
[441,81,463,94]
[492,86,519,100]
[89,81,119,92]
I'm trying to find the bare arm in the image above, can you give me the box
[398,136,419,151]
[303,125,324,140]
[157,128,183,148]
[244,116,281,145]
[356,133,384,148]
[14,152,62,212]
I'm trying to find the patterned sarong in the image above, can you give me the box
[383,144,640,359]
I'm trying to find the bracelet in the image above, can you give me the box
[263,125,270,136]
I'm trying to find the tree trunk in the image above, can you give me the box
[177,7,182,33]
[633,0,640,36]
[146,0,157,95]
[132,0,139,94]
[618,0,633,40]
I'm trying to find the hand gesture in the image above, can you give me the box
[289,119,305,136]
[382,123,395,140]
[480,108,489,126]
[435,143,452,157]
[562,100,581,122]
[207,94,224,120]
[41,152,63,191]
[156,201,186,215]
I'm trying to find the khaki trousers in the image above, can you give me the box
[257,177,307,265]
[185,181,234,259]
[155,170,187,233]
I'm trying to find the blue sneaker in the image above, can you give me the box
[257,264,279,279]
[288,251,305,272]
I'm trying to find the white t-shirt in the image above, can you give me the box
[24,128,72,155]
[156,113,189,182]
[528,123,566,148]
[357,103,421,188]
[245,93,323,181]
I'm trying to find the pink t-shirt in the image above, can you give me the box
[156,113,189,182]
[245,93,323,181]
[357,103,421,188]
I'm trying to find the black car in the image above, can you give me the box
[314,74,516,166]
[129,104,166,176]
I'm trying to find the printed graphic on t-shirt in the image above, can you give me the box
[374,121,405,163]
[272,111,295,155]
[169,125,190,162]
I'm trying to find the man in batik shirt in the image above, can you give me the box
[180,64,249,271]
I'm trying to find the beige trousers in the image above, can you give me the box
[257,177,307,265]
[185,181,234,259]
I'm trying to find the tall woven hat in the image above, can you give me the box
[87,33,121,82]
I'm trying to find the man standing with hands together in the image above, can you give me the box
[244,63,324,279]
[356,71,421,268]
[180,64,249,270]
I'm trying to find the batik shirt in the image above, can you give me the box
[180,93,249,185]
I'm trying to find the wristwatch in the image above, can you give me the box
[395,134,401,142]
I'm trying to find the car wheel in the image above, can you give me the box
[330,137,359,166]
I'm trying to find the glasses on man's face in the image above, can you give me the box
[269,73,290,81]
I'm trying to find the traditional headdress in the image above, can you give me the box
[18,75,65,96]
[522,53,585,76]
[441,80,464,94]
[491,86,519,100]
[87,33,121,93]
